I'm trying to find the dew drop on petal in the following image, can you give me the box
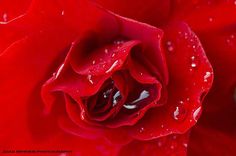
[2,13,7,22]
[87,75,94,84]
[103,88,112,99]
[193,106,202,122]
[166,41,174,52]
[123,90,149,110]
[157,141,162,147]
[59,153,67,156]
[173,104,187,121]
[183,143,188,148]
[81,110,85,120]
[139,127,144,133]
[111,53,116,58]
[204,71,211,82]
[92,60,96,65]
[104,49,108,54]
[191,63,197,68]
[208,17,213,22]
[123,104,137,109]
[61,10,65,16]
[190,56,198,70]
[170,145,175,150]
[113,91,121,106]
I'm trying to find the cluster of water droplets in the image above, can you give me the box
[123,90,150,110]
[166,41,174,52]
[226,34,235,47]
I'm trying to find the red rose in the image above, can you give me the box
[95,0,236,155]
[0,0,234,156]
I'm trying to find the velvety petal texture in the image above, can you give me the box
[0,0,218,156]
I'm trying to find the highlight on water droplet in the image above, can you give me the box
[139,127,144,133]
[123,90,149,110]
[173,104,187,121]
[103,88,112,99]
[208,17,213,22]
[191,63,197,68]
[204,71,211,82]
[61,10,65,16]
[92,60,96,65]
[2,13,7,22]
[87,75,94,84]
[104,49,108,54]
[113,91,121,106]
[166,41,174,52]
[193,106,202,122]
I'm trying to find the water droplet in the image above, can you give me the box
[139,127,144,133]
[166,41,174,52]
[191,63,197,68]
[103,88,112,99]
[170,145,175,150]
[140,72,143,76]
[161,124,164,128]
[208,17,213,22]
[81,110,85,120]
[104,49,108,54]
[2,13,7,22]
[184,32,188,39]
[87,75,94,84]
[157,141,162,147]
[92,60,96,65]
[173,106,180,120]
[204,71,211,82]
[190,56,198,69]
[183,143,188,148]
[193,107,202,122]
[123,90,149,110]
[59,153,67,156]
[123,104,137,109]
[234,0,236,5]
[172,135,177,139]
[61,10,65,16]
[111,53,116,58]
[173,105,187,121]
[105,60,119,74]
[113,91,121,106]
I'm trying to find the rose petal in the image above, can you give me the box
[118,133,189,156]
[188,29,236,156]
[128,22,213,140]
[172,0,236,32]
[94,0,171,27]
[0,1,123,154]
